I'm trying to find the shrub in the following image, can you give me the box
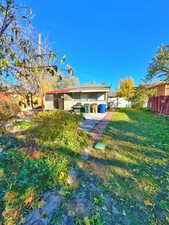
[0,148,70,225]
[0,97,20,122]
[29,110,92,150]
[130,85,155,109]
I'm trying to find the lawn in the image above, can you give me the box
[77,108,169,225]
[0,109,169,225]
[52,109,169,225]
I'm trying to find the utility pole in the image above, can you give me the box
[38,33,42,65]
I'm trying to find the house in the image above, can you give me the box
[147,82,169,96]
[0,92,11,99]
[44,83,111,111]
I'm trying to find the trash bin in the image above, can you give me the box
[91,104,98,113]
[84,104,91,113]
[99,104,106,113]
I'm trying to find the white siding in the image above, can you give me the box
[44,95,54,110]
[109,97,132,108]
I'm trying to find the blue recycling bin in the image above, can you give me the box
[99,104,106,113]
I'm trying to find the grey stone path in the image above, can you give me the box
[80,113,106,132]
[80,112,113,140]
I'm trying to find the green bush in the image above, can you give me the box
[0,111,92,224]
[29,110,92,150]
[0,148,70,225]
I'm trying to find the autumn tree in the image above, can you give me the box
[1,0,78,109]
[118,77,134,97]
[146,45,169,82]
[61,75,79,88]
[130,85,156,109]
[0,0,35,77]
[0,1,58,82]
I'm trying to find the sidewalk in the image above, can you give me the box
[80,112,113,140]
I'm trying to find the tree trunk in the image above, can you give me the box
[41,95,45,111]
[30,93,34,109]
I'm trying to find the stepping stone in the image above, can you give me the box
[94,142,106,150]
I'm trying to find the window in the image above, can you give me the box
[97,93,105,101]
[81,93,88,100]
[45,94,53,101]
[73,93,80,100]
[88,93,97,100]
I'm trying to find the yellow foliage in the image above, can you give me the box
[118,77,134,97]
[144,199,153,206]
[24,195,34,206]
[23,190,35,206]
[166,217,169,222]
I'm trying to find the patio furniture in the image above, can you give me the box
[72,103,83,114]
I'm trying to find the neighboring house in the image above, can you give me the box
[147,82,169,96]
[44,83,111,111]
[108,97,132,108]
[108,92,132,108]
[0,91,40,110]
[0,92,11,99]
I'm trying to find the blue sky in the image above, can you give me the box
[28,0,169,90]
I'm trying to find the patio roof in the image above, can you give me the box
[47,88,75,94]
[46,83,111,94]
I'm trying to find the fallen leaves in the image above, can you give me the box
[24,192,35,206]
[144,200,153,206]
[166,217,169,222]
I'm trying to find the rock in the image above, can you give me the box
[43,193,61,216]
[80,154,89,160]
[68,209,76,217]
[111,205,120,214]
[84,147,92,153]
[24,192,61,225]
[75,203,87,216]
[30,220,45,225]
[67,169,77,185]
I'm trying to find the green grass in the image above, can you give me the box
[87,108,169,224]
[1,109,169,225]
[14,120,32,129]
[51,109,169,225]
[0,111,92,225]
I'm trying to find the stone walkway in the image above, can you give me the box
[80,112,113,140]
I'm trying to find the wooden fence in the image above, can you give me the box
[148,96,169,115]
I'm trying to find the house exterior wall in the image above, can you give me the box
[64,92,108,110]
[165,84,169,96]
[44,86,110,111]
[44,94,54,110]
[108,97,132,108]
[149,84,169,96]
[156,85,166,96]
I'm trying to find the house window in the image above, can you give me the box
[73,93,80,100]
[45,94,53,101]
[81,93,88,100]
[88,93,97,101]
[97,93,105,101]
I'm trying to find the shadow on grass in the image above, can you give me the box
[1,108,169,225]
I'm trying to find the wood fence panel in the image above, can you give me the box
[148,96,169,115]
